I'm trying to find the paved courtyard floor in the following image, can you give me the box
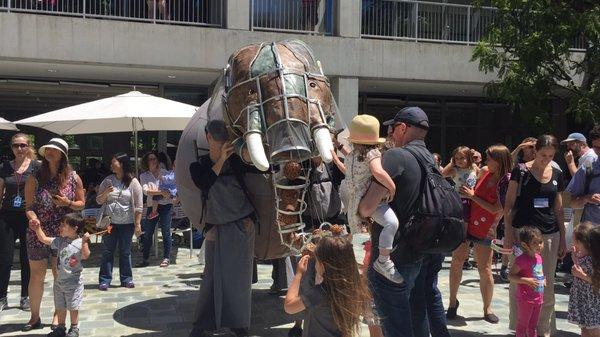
[0,234,580,337]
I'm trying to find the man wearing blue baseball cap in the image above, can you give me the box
[562,132,597,176]
[360,107,450,337]
[382,106,431,131]
[567,125,600,227]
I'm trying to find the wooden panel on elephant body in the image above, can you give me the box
[244,173,293,259]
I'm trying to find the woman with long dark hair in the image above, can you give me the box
[96,153,143,291]
[504,135,567,337]
[23,138,85,331]
[0,134,39,313]
[447,144,513,323]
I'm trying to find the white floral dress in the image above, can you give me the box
[343,148,381,234]
[568,255,600,328]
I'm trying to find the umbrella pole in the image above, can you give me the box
[133,118,139,177]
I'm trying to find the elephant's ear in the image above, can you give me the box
[207,75,227,122]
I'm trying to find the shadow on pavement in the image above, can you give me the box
[0,322,60,335]
[121,332,178,337]
[113,289,300,337]
[176,272,202,288]
[556,310,568,320]
[447,315,501,327]
[0,323,23,335]
[555,283,571,296]
[449,329,511,337]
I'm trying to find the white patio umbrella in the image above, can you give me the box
[0,117,19,131]
[15,90,198,173]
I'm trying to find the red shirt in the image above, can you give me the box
[468,171,499,239]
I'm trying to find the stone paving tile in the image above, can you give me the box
[0,235,581,337]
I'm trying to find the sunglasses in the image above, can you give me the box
[387,123,404,133]
[12,143,28,149]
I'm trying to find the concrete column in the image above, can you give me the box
[225,0,250,30]
[331,77,359,126]
[335,0,361,38]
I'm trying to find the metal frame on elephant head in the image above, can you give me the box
[221,40,334,166]
[217,40,340,255]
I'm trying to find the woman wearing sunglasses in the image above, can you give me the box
[0,134,40,313]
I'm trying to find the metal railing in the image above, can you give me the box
[361,0,585,51]
[362,0,497,44]
[251,0,334,35]
[0,0,223,27]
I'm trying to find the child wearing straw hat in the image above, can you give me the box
[332,114,403,283]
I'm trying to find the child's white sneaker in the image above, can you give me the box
[374,258,404,284]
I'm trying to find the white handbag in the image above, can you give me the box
[95,203,111,229]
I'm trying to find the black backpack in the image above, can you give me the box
[402,146,467,254]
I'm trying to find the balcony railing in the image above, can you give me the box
[361,0,586,51]
[251,0,334,35]
[362,0,497,44]
[0,0,223,27]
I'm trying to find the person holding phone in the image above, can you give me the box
[96,153,143,291]
[23,138,85,332]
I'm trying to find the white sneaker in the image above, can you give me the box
[374,259,404,284]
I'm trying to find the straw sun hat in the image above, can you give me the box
[347,115,386,145]
[39,138,69,158]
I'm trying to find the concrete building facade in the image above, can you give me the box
[0,0,549,164]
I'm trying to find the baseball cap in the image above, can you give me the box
[561,132,587,144]
[383,106,430,130]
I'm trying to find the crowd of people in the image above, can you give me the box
[2,107,600,337]
[0,135,179,337]
[186,108,600,337]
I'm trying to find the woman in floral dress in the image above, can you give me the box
[23,138,85,332]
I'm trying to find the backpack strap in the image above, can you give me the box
[403,146,429,219]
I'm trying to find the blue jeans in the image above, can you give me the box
[99,223,134,285]
[142,204,173,261]
[411,254,451,337]
[368,260,422,337]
